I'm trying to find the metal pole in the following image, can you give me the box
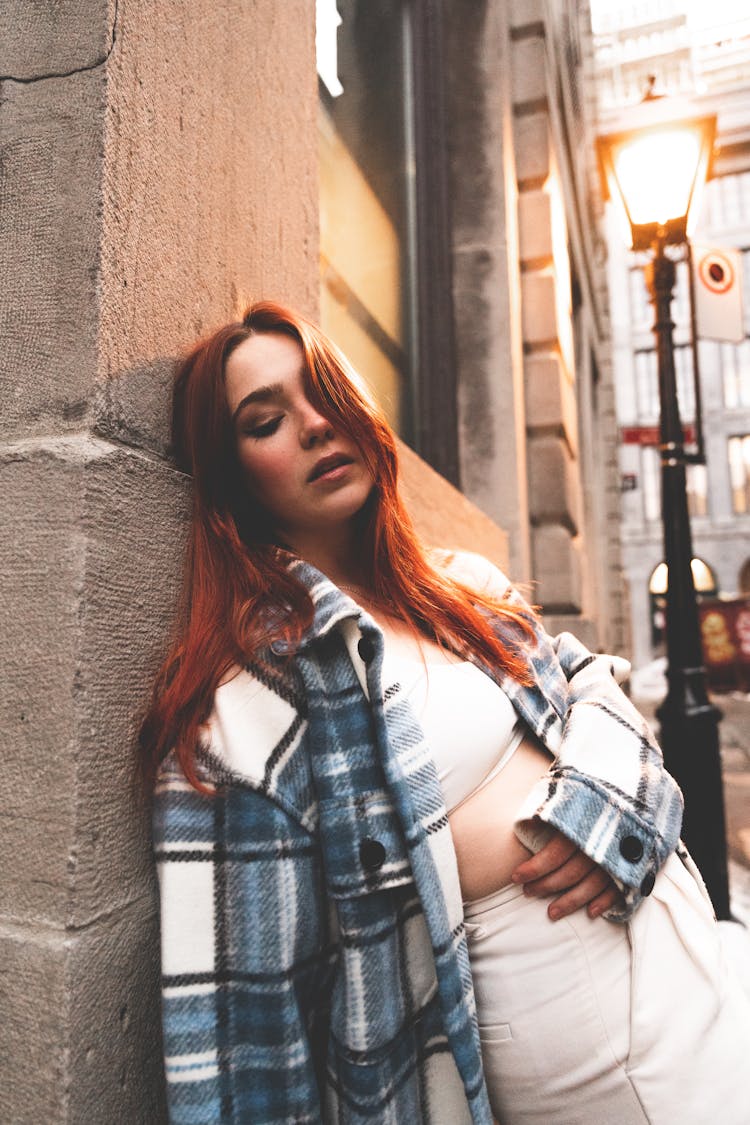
[645,235,730,919]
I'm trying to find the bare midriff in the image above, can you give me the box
[372,613,553,906]
[448,733,551,902]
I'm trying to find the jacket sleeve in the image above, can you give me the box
[435,549,684,921]
[514,628,684,921]
[153,753,332,1124]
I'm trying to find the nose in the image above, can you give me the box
[299,402,335,449]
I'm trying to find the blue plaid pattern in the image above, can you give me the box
[154,552,684,1123]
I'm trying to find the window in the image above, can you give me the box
[317,0,417,437]
[672,259,690,326]
[728,435,750,514]
[316,0,459,481]
[641,446,660,521]
[628,259,689,331]
[634,350,659,418]
[634,344,695,420]
[687,462,708,518]
[628,267,650,330]
[721,339,750,409]
[705,171,750,230]
[641,446,708,521]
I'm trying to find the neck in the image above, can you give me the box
[281,524,371,592]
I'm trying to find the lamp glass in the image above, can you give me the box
[612,128,701,227]
[649,558,716,596]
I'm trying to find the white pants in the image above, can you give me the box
[464,852,750,1125]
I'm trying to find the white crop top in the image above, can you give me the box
[382,646,527,814]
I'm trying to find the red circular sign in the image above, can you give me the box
[698,251,735,295]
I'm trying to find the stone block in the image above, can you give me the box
[513,112,551,185]
[510,37,547,106]
[67,901,167,1123]
[510,0,545,28]
[542,614,600,652]
[451,243,531,578]
[525,353,578,447]
[0,0,113,79]
[94,356,176,459]
[452,246,502,470]
[0,436,189,929]
[69,444,190,929]
[519,190,553,264]
[0,72,104,441]
[0,925,68,1123]
[0,441,85,925]
[521,271,559,347]
[532,525,583,612]
[398,440,509,572]
[527,435,581,532]
[1,900,166,1125]
[98,0,319,389]
[443,6,504,249]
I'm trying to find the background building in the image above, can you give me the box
[317,0,627,650]
[591,0,750,669]
[2,1,624,1119]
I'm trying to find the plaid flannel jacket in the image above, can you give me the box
[154,552,684,1124]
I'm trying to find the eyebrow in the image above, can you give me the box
[231,382,285,425]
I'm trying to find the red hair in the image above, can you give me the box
[140,301,537,792]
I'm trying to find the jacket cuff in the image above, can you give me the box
[513,768,670,922]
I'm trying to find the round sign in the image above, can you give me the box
[698,251,735,295]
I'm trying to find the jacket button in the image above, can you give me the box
[359,837,386,872]
[620,835,644,863]
[640,871,656,897]
[358,636,375,663]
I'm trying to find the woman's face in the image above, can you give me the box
[224,332,374,545]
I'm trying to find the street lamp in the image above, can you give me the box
[597,93,731,919]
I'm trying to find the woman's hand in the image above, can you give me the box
[511,827,623,921]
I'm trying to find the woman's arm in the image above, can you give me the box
[511,627,683,921]
[154,754,332,1124]
[435,550,684,922]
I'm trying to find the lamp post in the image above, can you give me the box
[597,94,731,919]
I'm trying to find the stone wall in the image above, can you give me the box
[0,4,518,1120]
[0,3,318,1120]
[444,0,628,651]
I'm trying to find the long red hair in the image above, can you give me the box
[140,301,537,792]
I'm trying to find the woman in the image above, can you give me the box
[143,301,750,1125]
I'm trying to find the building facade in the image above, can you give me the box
[591,0,750,669]
[316,0,627,650]
[2,2,623,1119]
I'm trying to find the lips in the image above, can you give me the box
[307,453,354,482]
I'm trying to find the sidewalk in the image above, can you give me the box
[632,678,750,994]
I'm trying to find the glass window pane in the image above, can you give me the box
[629,268,650,329]
[687,463,707,517]
[722,340,750,409]
[673,260,689,325]
[317,0,417,437]
[728,435,750,514]
[642,445,661,521]
[635,350,659,418]
[675,344,695,421]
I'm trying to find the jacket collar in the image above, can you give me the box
[269,557,368,655]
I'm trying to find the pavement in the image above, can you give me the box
[631,675,750,994]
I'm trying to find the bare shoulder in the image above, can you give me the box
[427,547,512,598]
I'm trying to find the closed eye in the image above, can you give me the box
[245,415,283,439]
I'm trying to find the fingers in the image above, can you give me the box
[544,867,614,921]
[518,849,598,898]
[511,826,624,922]
[586,883,624,920]
[511,828,578,885]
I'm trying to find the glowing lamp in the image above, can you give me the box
[597,98,716,251]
